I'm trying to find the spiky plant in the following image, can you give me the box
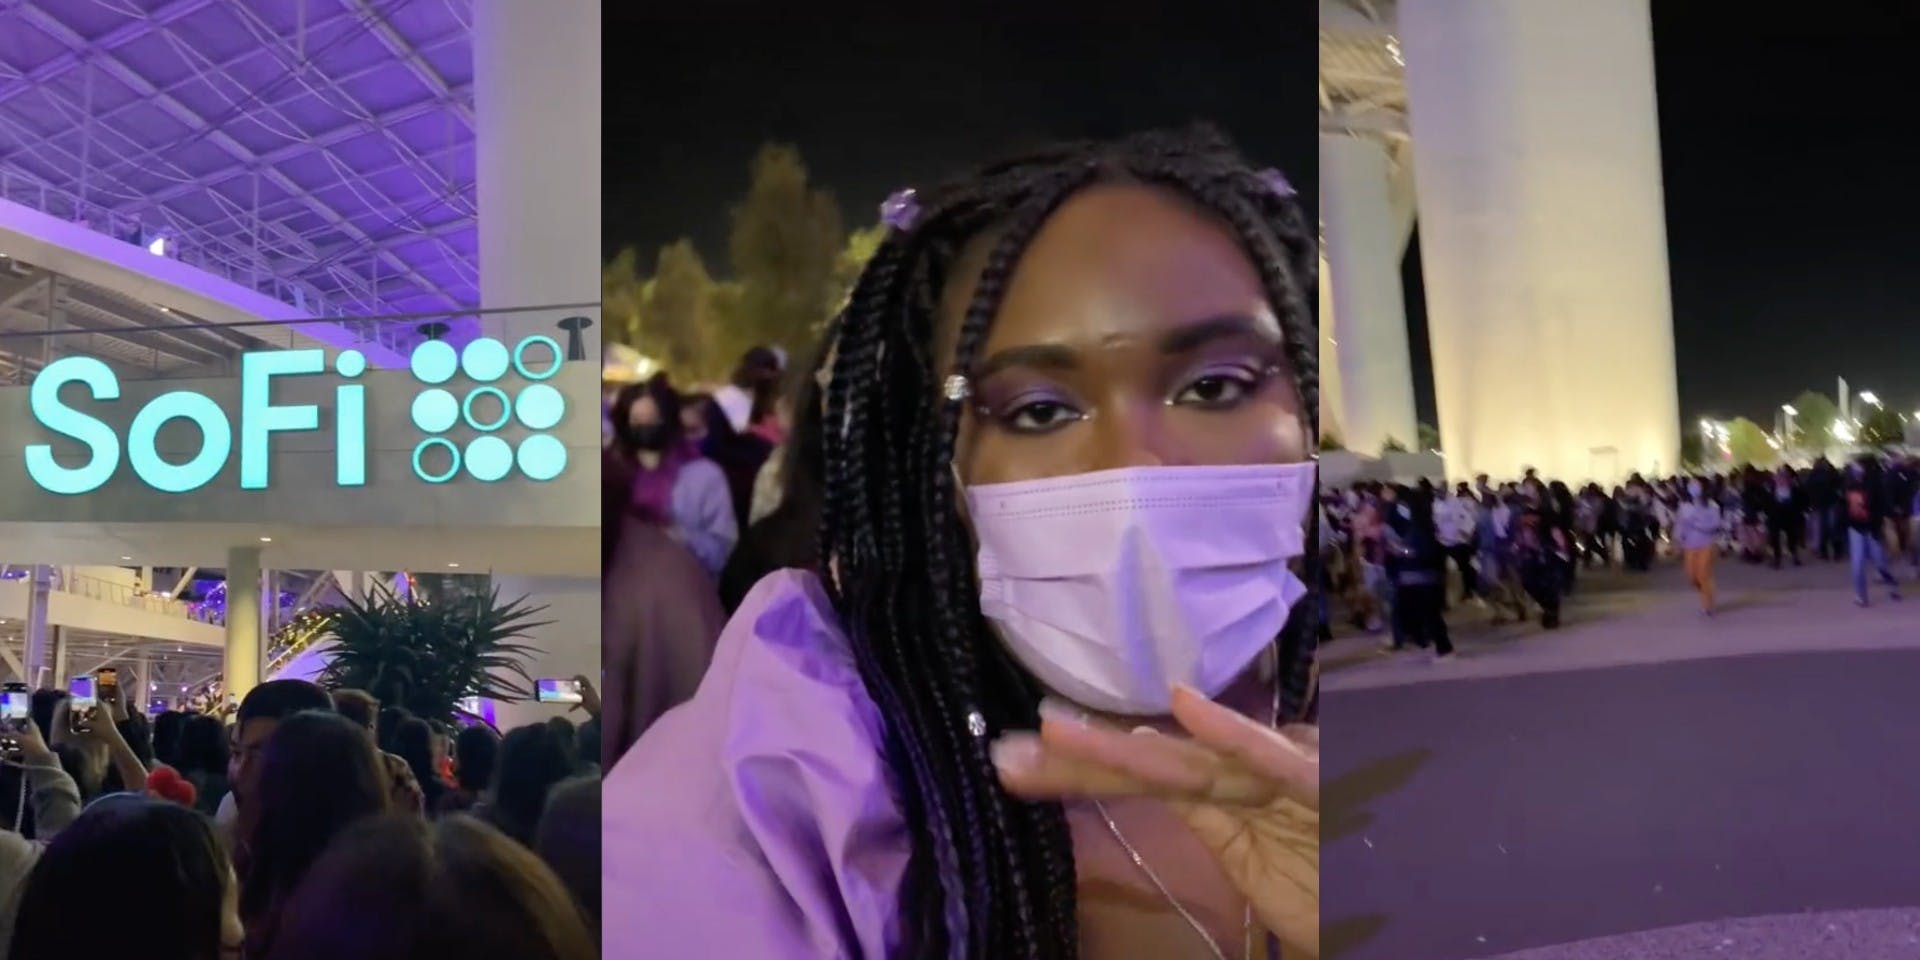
[315,582,550,725]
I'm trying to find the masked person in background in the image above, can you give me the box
[605,127,1319,960]
[604,376,737,578]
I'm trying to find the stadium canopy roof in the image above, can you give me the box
[0,0,476,342]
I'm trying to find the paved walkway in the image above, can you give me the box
[1322,556,1920,960]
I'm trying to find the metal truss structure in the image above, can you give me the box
[0,0,477,335]
[1321,0,1408,142]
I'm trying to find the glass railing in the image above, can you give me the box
[0,167,383,327]
[54,571,222,624]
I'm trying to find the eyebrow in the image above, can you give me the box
[970,343,1080,382]
[1157,313,1283,355]
[969,313,1282,382]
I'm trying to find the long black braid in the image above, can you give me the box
[818,125,1318,959]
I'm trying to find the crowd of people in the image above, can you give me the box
[1323,454,1920,657]
[600,339,821,767]
[0,676,601,959]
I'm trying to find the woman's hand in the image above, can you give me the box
[569,675,602,720]
[15,715,54,767]
[993,685,1318,960]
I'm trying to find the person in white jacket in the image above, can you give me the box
[0,712,84,959]
[1675,479,1726,615]
[1436,483,1482,604]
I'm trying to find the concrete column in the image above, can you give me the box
[1401,0,1680,483]
[473,0,601,345]
[49,627,67,688]
[23,566,50,689]
[1317,253,1345,446]
[1321,133,1418,455]
[135,652,151,713]
[224,547,262,703]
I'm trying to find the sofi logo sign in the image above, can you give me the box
[24,335,568,495]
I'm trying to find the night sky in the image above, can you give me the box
[1409,3,1920,429]
[603,1,1316,268]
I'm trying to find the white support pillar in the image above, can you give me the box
[23,566,50,688]
[1321,133,1418,456]
[470,0,598,728]
[49,627,67,689]
[135,652,151,713]
[1401,0,1680,483]
[473,0,601,345]
[1317,253,1345,446]
[225,547,262,703]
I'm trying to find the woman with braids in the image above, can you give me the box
[604,127,1319,960]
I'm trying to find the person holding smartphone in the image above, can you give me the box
[50,687,147,801]
[0,715,84,950]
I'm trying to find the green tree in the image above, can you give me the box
[602,247,646,347]
[1320,432,1345,452]
[1788,390,1840,452]
[644,239,716,378]
[1381,436,1407,455]
[1726,417,1774,466]
[729,144,846,357]
[1860,404,1906,447]
[1679,430,1705,469]
[830,223,888,316]
[704,280,750,379]
[1417,422,1441,452]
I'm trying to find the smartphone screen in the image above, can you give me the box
[68,676,95,708]
[68,676,97,733]
[0,688,27,734]
[535,678,583,704]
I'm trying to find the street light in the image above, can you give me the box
[1862,390,1882,407]
[1782,404,1797,415]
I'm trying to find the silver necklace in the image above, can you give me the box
[1090,676,1283,960]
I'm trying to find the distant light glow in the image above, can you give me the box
[1782,404,1797,415]
[1861,391,1881,406]
[146,236,166,256]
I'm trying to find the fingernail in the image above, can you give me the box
[1170,683,1204,700]
[1038,698,1085,727]
[990,736,1039,774]
[1131,725,1159,736]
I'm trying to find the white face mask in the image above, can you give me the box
[966,463,1314,716]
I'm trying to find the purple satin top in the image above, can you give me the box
[602,570,912,958]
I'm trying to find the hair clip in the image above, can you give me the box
[881,188,921,231]
[1255,168,1297,199]
[966,710,987,739]
[943,374,971,402]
